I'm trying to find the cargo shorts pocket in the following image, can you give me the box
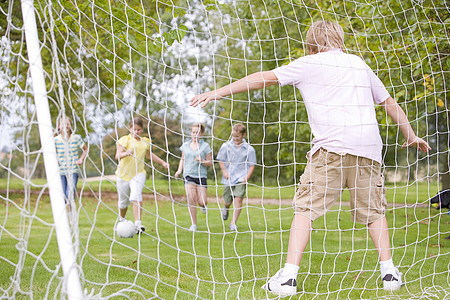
[375,174,387,214]
[293,181,313,211]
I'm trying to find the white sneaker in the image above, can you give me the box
[382,268,403,291]
[261,268,297,297]
[221,207,229,220]
[189,224,197,232]
[201,206,207,214]
[135,224,146,234]
[229,224,238,231]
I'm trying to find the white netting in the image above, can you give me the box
[1,0,449,299]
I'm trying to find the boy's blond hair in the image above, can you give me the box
[232,123,246,135]
[306,21,344,54]
[192,123,205,134]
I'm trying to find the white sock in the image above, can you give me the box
[282,263,299,279]
[135,220,142,227]
[380,258,395,277]
[119,216,125,222]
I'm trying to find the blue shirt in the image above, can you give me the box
[216,139,257,186]
[180,139,212,179]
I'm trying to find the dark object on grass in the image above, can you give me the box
[429,189,450,209]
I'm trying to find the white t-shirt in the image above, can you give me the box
[273,49,390,163]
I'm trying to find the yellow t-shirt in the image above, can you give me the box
[115,135,150,181]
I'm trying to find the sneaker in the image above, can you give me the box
[261,269,297,297]
[189,224,197,232]
[222,207,229,220]
[229,224,238,231]
[201,205,207,214]
[135,224,146,234]
[382,268,403,291]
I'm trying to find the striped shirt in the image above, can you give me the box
[54,134,85,175]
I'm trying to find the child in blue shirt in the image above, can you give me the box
[216,123,256,231]
[175,123,213,232]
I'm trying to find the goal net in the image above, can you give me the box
[1,0,449,298]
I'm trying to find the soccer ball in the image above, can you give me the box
[116,220,136,238]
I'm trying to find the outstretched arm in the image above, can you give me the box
[174,153,184,178]
[190,71,279,108]
[381,97,431,153]
[147,151,169,169]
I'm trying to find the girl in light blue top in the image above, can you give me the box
[175,123,213,232]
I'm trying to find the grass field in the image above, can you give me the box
[0,180,449,299]
[0,177,443,204]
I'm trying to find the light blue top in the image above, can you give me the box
[180,139,212,179]
[216,139,257,186]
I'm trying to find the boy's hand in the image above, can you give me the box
[126,149,134,156]
[190,91,223,108]
[162,162,169,169]
[75,158,83,165]
[402,137,431,153]
[223,171,229,179]
[175,171,181,178]
[240,176,248,184]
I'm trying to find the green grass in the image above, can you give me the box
[1,187,449,299]
[0,177,441,204]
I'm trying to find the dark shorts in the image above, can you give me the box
[184,176,207,187]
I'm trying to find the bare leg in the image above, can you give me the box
[368,216,392,261]
[119,208,128,219]
[230,197,243,225]
[197,186,208,208]
[186,184,198,225]
[132,201,143,221]
[286,214,312,266]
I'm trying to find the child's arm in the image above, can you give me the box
[195,152,213,167]
[174,153,184,178]
[116,145,133,160]
[218,161,229,179]
[190,71,279,108]
[240,165,255,184]
[146,151,169,169]
[381,96,431,153]
[76,144,88,165]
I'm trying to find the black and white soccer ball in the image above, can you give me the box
[116,220,136,238]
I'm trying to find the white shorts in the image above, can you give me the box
[117,173,146,209]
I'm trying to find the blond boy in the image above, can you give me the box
[191,20,430,296]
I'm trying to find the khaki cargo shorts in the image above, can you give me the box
[293,148,387,224]
[223,184,246,204]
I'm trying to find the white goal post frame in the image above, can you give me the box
[20,0,83,298]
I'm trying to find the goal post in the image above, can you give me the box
[20,0,83,298]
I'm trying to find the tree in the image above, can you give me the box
[201,0,449,186]
[2,0,191,178]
